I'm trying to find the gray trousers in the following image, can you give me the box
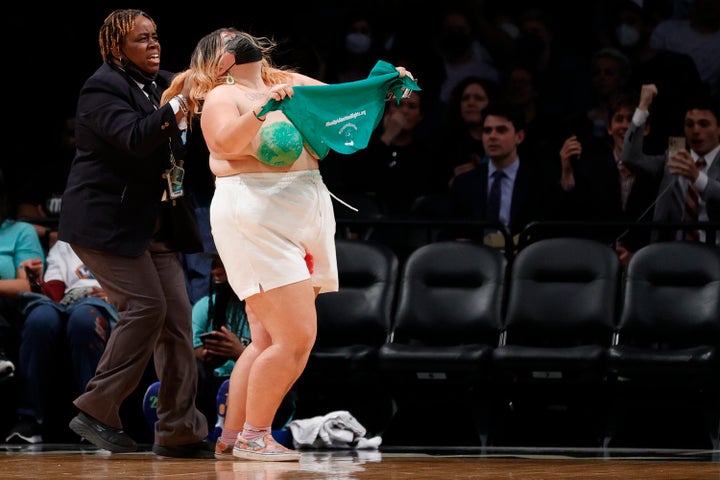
[71,243,208,446]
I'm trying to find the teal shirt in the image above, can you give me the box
[0,220,45,280]
[192,293,250,378]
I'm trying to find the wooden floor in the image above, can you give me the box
[1,444,718,479]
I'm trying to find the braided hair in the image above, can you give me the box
[98,9,155,62]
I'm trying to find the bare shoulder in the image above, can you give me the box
[290,72,325,87]
[203,84,250,121]
[205,84,247,107]
[205,84,237,100]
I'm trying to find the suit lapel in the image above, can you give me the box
[707,150,720,180]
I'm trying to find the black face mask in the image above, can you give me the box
[121,58,158,84]
[225,35,262,65]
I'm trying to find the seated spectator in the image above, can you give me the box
[325,89,445,260]
[559,47,633,146]
[324,8,386,84]
[5,240,118,443]
[0,168,45,383]
[621,84,720,244]
[549,93,661,267]
[448,101,546,247]
[337,89,444,217]
[437,76,501,187]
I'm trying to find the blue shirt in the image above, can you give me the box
[487,159,520,230]
[0,220,44,280]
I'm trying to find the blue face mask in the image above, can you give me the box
[616,24,641,47]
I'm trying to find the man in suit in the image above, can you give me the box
[621,84,720,243]
[449,101,544,244]
[58,9,211,458]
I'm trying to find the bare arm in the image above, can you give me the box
[0,259,42,296]
[201,83,293,157]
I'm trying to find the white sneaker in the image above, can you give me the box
[233,433,301,462]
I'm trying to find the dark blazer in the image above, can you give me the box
[621,121,720,240]
[449,158,542,238]
[59,63,184,257]
[545,140,661,251]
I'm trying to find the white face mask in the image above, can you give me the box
[616,24,641,47]
[345,32,372,54]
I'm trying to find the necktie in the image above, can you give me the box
[143,82,161,108]
[684,157,706,241]
[487,170,505,225]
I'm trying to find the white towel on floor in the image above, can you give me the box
[288,410,382,449]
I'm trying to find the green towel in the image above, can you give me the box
[257,60,421,159]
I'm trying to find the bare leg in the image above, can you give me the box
[224,280,317,433]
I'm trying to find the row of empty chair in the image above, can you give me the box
[295,237,720,449]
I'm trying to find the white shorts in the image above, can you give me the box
[211,170,338,300]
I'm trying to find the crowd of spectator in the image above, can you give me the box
[1,0,718,444]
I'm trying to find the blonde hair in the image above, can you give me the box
[161,28,295,125]
[98,9,155,62]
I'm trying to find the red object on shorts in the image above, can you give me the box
[304,250,314,274]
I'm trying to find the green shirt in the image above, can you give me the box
[257,60,421,159]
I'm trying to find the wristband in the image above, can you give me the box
[175,95,189,115]
[252,105,266,122]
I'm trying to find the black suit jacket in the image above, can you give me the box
[545,140,661,251]
[59,62,185,257]
[449,159,542,239]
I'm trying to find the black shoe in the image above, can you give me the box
[69,411,137,453]
[152,439,215,459]
[5,415,42,444]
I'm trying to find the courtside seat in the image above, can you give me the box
[378,240,507,446]
[492,237,621,446]
[604,241,720,449]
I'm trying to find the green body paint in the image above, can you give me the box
[256,122,304,167]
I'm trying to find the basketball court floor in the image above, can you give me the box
[2,443,718,479]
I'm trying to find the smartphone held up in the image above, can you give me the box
[668,136,686,156]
